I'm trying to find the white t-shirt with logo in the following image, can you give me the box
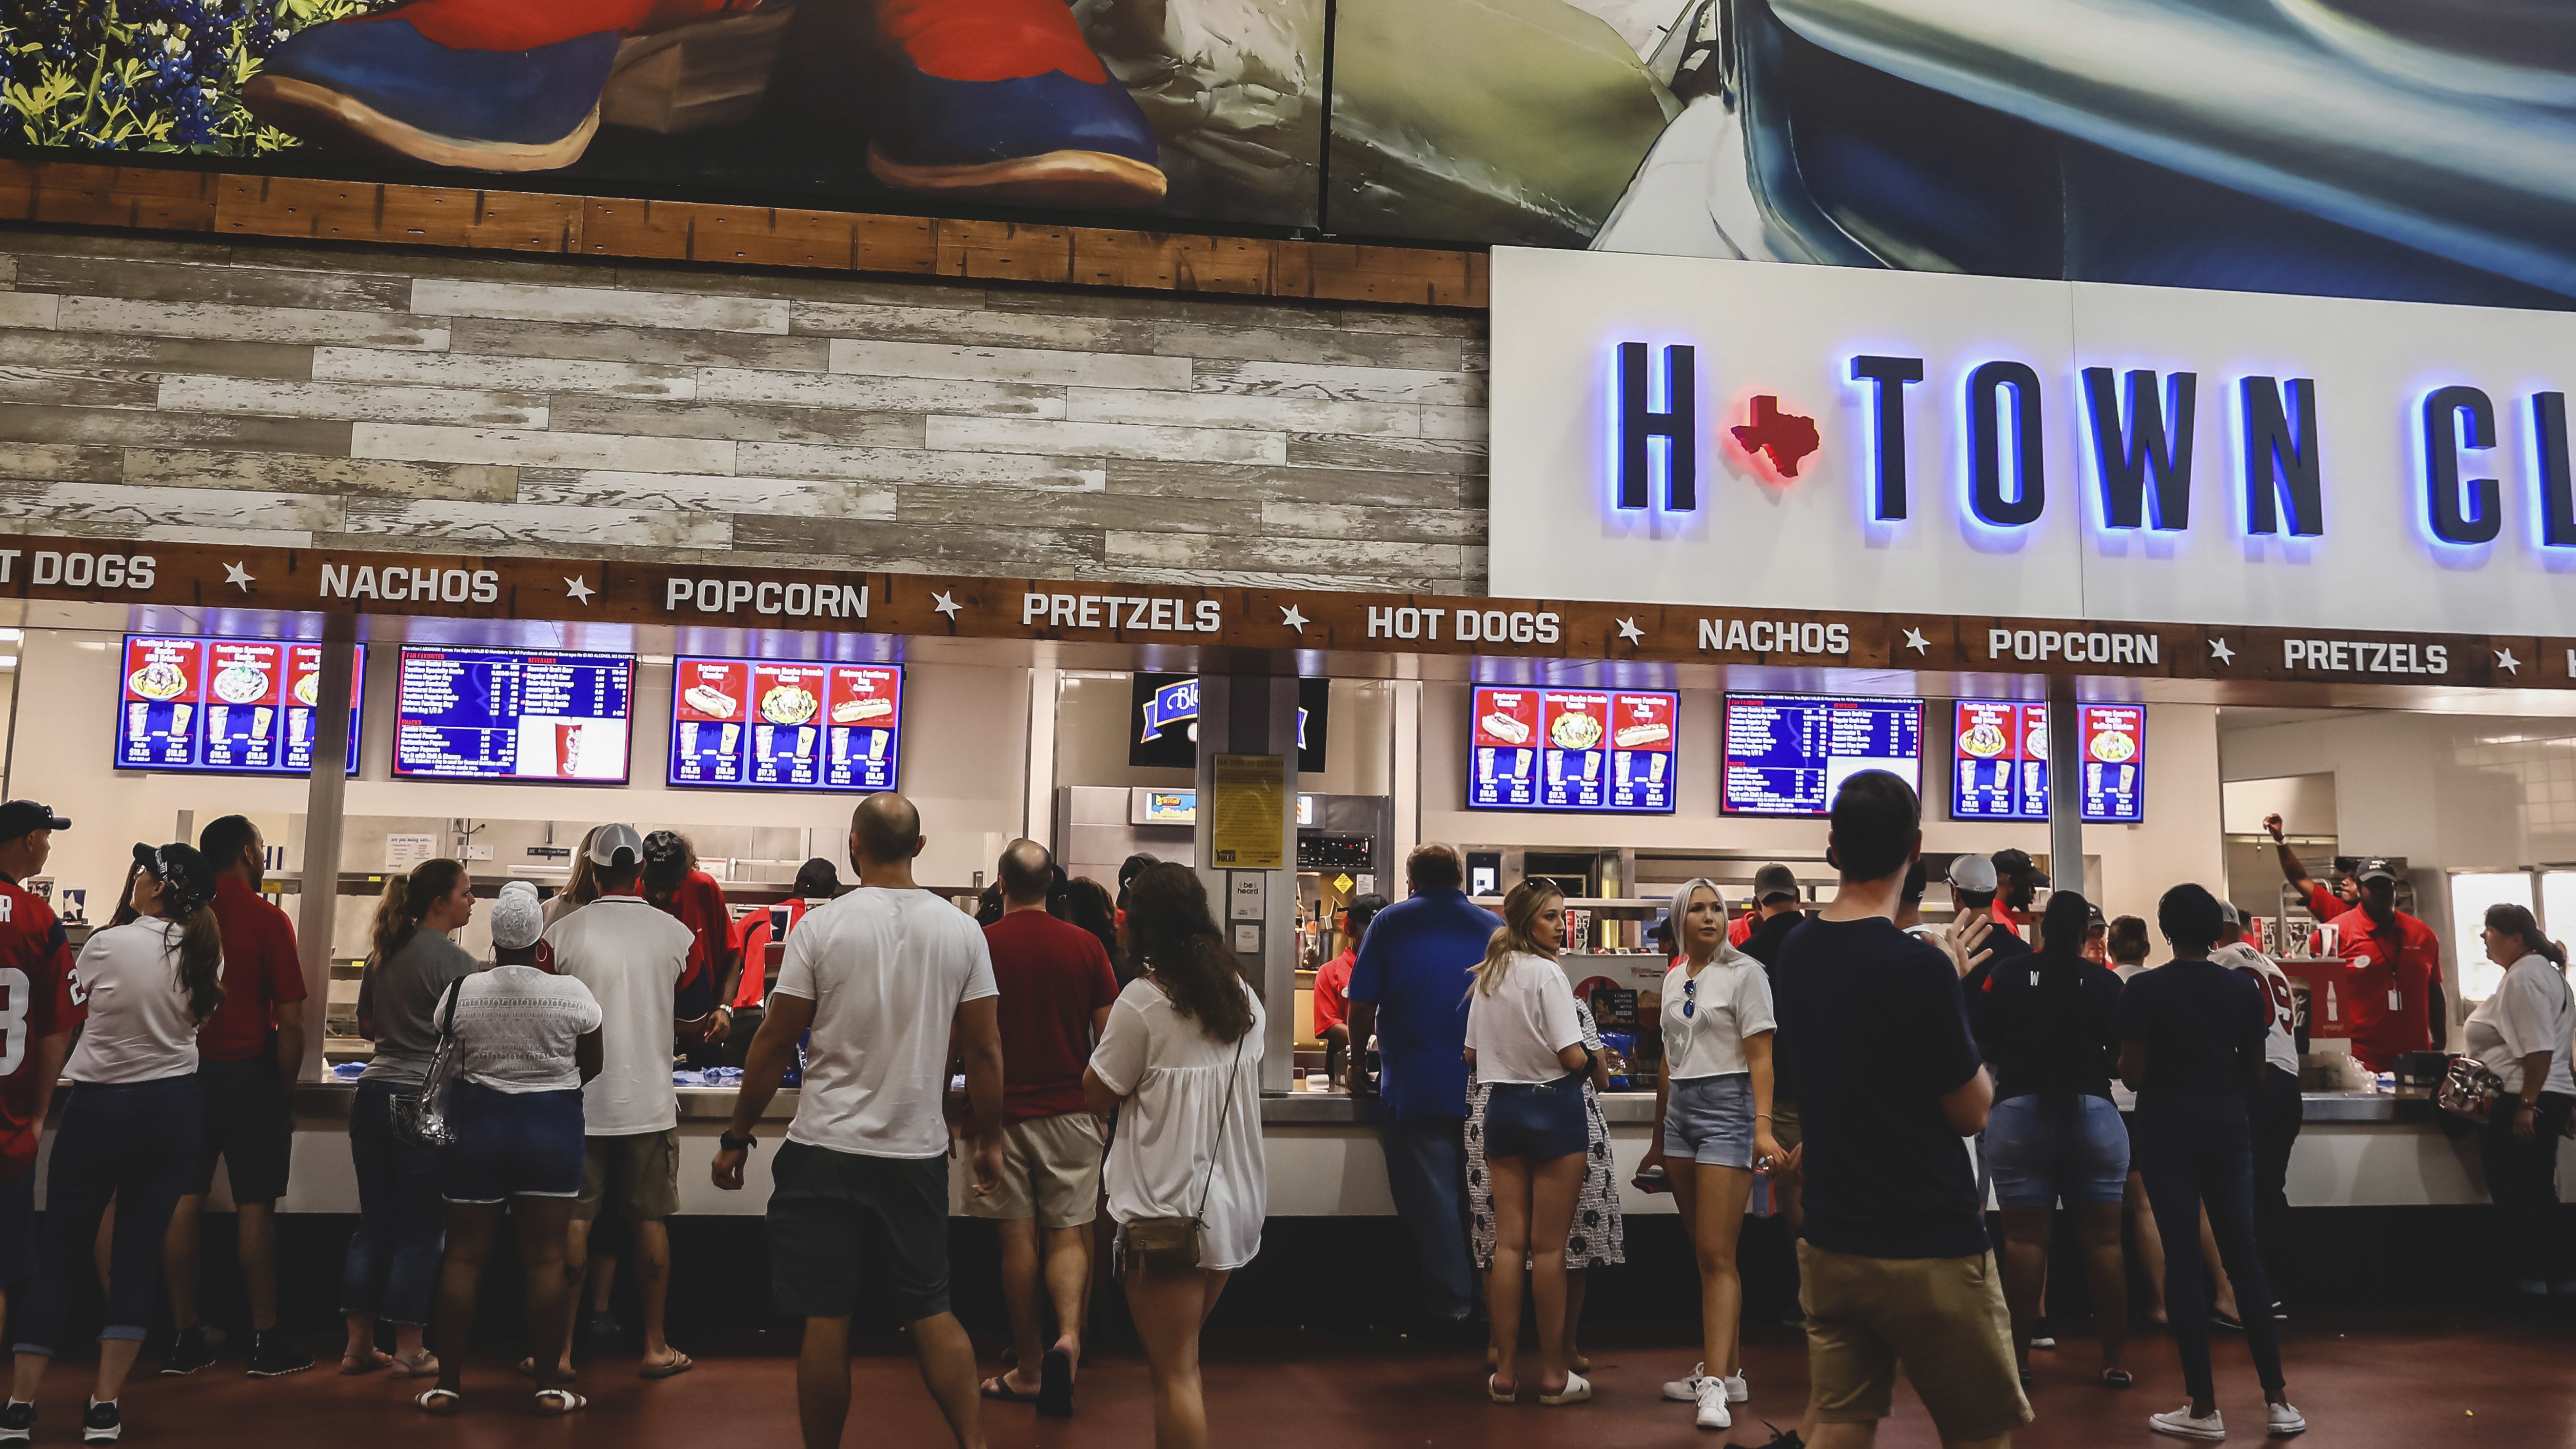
[65,919,205,1084]
[1660,953,1778,1079]
[541,893,694,1135]
[452,964,603,1093]
[774,886,998,1160]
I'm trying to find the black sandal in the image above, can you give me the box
[2101,1369,2135,1390]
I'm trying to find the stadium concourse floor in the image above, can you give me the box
[33,1310,2573,1448]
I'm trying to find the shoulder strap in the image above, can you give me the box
[438,975,467,1035]
[1194,1025,1249,1225]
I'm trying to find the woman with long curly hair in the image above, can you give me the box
[8,843,227,1445]
[1083,864,1264,1449]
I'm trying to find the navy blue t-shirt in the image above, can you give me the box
[1981,954,2125,1100]
[1776,914,1988,1260]
[1346,888,1503,1119]
[2118,957,2267,1100]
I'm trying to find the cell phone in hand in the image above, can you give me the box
[1630,1163,1671,1194]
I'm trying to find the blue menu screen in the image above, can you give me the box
[1950,701,2148,824]
[394,648,634,782]
[115,635,362,777]
[1723,694,1923,816]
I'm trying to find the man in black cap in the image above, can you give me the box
[0,801,74,1364]
[1989,848,2047,939]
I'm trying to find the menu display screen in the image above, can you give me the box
[669,657,902,792]
[116,635,363,776]
[1948,701,2147,823]
[1723,694,1923,816]
[394,648,633,782]
[1467,686,1678,814]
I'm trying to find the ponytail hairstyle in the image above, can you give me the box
[131,843,225,1024]
[2039,891,2093,970]
[2484,901,2567,971]
[370,858,469,969]
[565,827,604,909]
[1124,863,1254,1043]
[1473,879,1564,997]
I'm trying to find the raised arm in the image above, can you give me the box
[2263,814,2322,895]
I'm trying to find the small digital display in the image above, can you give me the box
[1949,701,2147,824]
[394,648,633,782]
[1466,686,1678,814]
[669,657,902,793]
[115,635,362,776]
[1723,694,1923,816]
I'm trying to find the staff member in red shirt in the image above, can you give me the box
[643,831,733,1068]
[1990,848,2046,937]
[2326,859,2445,1072]
[1313,895,1384,1088]
[0,802,76,1350]
[2262,814,2359,942]
[161,815,313,1379]
[722,859,840,1068]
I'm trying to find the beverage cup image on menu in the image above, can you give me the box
[211,704,230,742]
[797,726,816,760]
[172,702,193,739]
[1479,746,1494,783]
[1585,751,1600,780]
[721,721,741,756]
[252,706,273,741]
[867,729,887,761]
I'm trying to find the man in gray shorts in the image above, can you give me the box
[713,793,1006,1449]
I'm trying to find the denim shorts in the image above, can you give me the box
[1983,1094,2131,1207]
[1664,1072,1756,1168]
[1484,1073,1589,1162]
[440,1080,586,1204]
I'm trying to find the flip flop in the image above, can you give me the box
[340,1352,390,1376]
[980,1374,1042,1404]
[391,1351,440,1379]
[533,1389,586,1416]
[1036,1348,1075,1419]
[638,1353,694,1380]
[415,1388,461,1415]
[1487,1374,1517,1404]
[1538,1372,1593,1406]
[2101,1369,2135,1390]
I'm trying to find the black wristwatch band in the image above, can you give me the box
[720,1130,758,1152]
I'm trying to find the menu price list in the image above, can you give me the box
[1723,695,1923,816]
[395,648,634,782]
[1467,686,1677,814]
[671,658,902,792]
[2079,705,2146,823]
[115,635,361,776]
[1947,701,2146,824]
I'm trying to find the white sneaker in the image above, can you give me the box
[1722,1370,1749,1404]
[2266,1402,2308,1436]
[1695,1376,1731,1431]
[1662,1363,1709,1403]
[2150,1406,2228,1441]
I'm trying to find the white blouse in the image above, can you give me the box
[1463,953,1584,1085]
[1090,977,1268,1272]
[1660,953,1776,1079]
[2463,953,2576,1097]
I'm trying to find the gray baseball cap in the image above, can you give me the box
[588,823,645,869]
[1945,853,1998,894]
[1752,863,1800,905]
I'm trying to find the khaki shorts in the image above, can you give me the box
[576,1129,680,1222]
[1770,1097,1803,1152]
[963,1113,1105,1229]
[1799,1241,2031,1442]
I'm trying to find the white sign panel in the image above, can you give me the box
[1489,247,2576,636]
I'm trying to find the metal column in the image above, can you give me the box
[294,619,357,1084]
[2047,676,2087,900]
[1191,670,1301,1095]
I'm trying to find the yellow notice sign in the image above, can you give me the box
[1209,754,1286,869]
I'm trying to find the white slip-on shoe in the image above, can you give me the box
[1695,1376,1732,1430]
[2150,1406,2228,1441]
[2266,1401,2307,1436]
[1663,1363,1709,1402]
[1538,1372,1592,1407]
[1722,1371,1749,1404]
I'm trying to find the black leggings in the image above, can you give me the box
[11,1076,203,1355]
[2136,1095,2284,1401]
[2478,1092,2574,1292]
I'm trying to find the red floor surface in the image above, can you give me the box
[16,1312,2575,1447]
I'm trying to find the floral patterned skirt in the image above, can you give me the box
[1464,1069,1625,1270]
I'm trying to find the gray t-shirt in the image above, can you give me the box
[357,929,478,1087]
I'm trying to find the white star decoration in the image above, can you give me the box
[1280,604,1308,634]
[222,561,254,592]
[2209,638,2236,665]
[931,591,962,620]
[1902,628,1929,655]
[562,576,594,605]
[2496,648,2521,675]
[1616,617,1645,645]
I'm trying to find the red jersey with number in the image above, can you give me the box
[2327,905,2443,1070]
[0,875,79,1181]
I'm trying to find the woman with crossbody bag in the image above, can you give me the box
[1082,864,1265,1449]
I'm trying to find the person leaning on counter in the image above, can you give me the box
[2263,817,2445,1070]
[1313,894,1385,1089]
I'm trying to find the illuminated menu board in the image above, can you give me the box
[1467,686,1678,814]
[1723,694,1923,816]
[115,635,362,776]
[394,648,633,782]
[1948,701,2147,823]
[670,657,902,792]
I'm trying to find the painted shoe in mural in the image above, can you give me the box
[865,0,1166,208]
[245,0,785,172]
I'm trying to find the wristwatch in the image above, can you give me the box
[719,1129,758,1153]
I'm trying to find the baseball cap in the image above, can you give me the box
[1945,853,1998,894]
[2217,900,2243,927]
[132,841,218,916]
[588,823,645,870]
[1752,862,1800,905]
[2357,858,2399,884]
[489,881,545,952]
[1992,847,2049,887]
[0,800,69,842]
[792,857,841,898]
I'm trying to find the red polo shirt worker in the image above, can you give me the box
[2263,813,2360,952]
[644,831,733,1055]
[968,840,1117,1419]
[0,801,78,1347]
[162,814,313,1378]
[1313,894,1386,1087]
[2265,820,2441,1070]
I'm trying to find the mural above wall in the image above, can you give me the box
[5,0,2575,311]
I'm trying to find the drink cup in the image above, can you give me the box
[252,706,273,742]
[1547,752,1562,785]
[210,704,229,740]
[721,722,741,755]
[171,702,192,739]
[833,729,849,761]
[868,730,888,761]
[1585,751,1600,780]
[1616,753,1631,785]
[683,721,699,756]
[797,726,816,759]
[1651,753,1666,782]
[2316,922,2339,958]
[1479,747,1493,783]
[554,722,584,776]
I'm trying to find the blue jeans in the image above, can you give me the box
[1379,1115,1475,1323]
[340,1079,448,1327]
[12,1076,203,1354]
[2135,1093,2284,1400]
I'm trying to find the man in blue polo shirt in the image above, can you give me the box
[1345,843,1501,1330]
